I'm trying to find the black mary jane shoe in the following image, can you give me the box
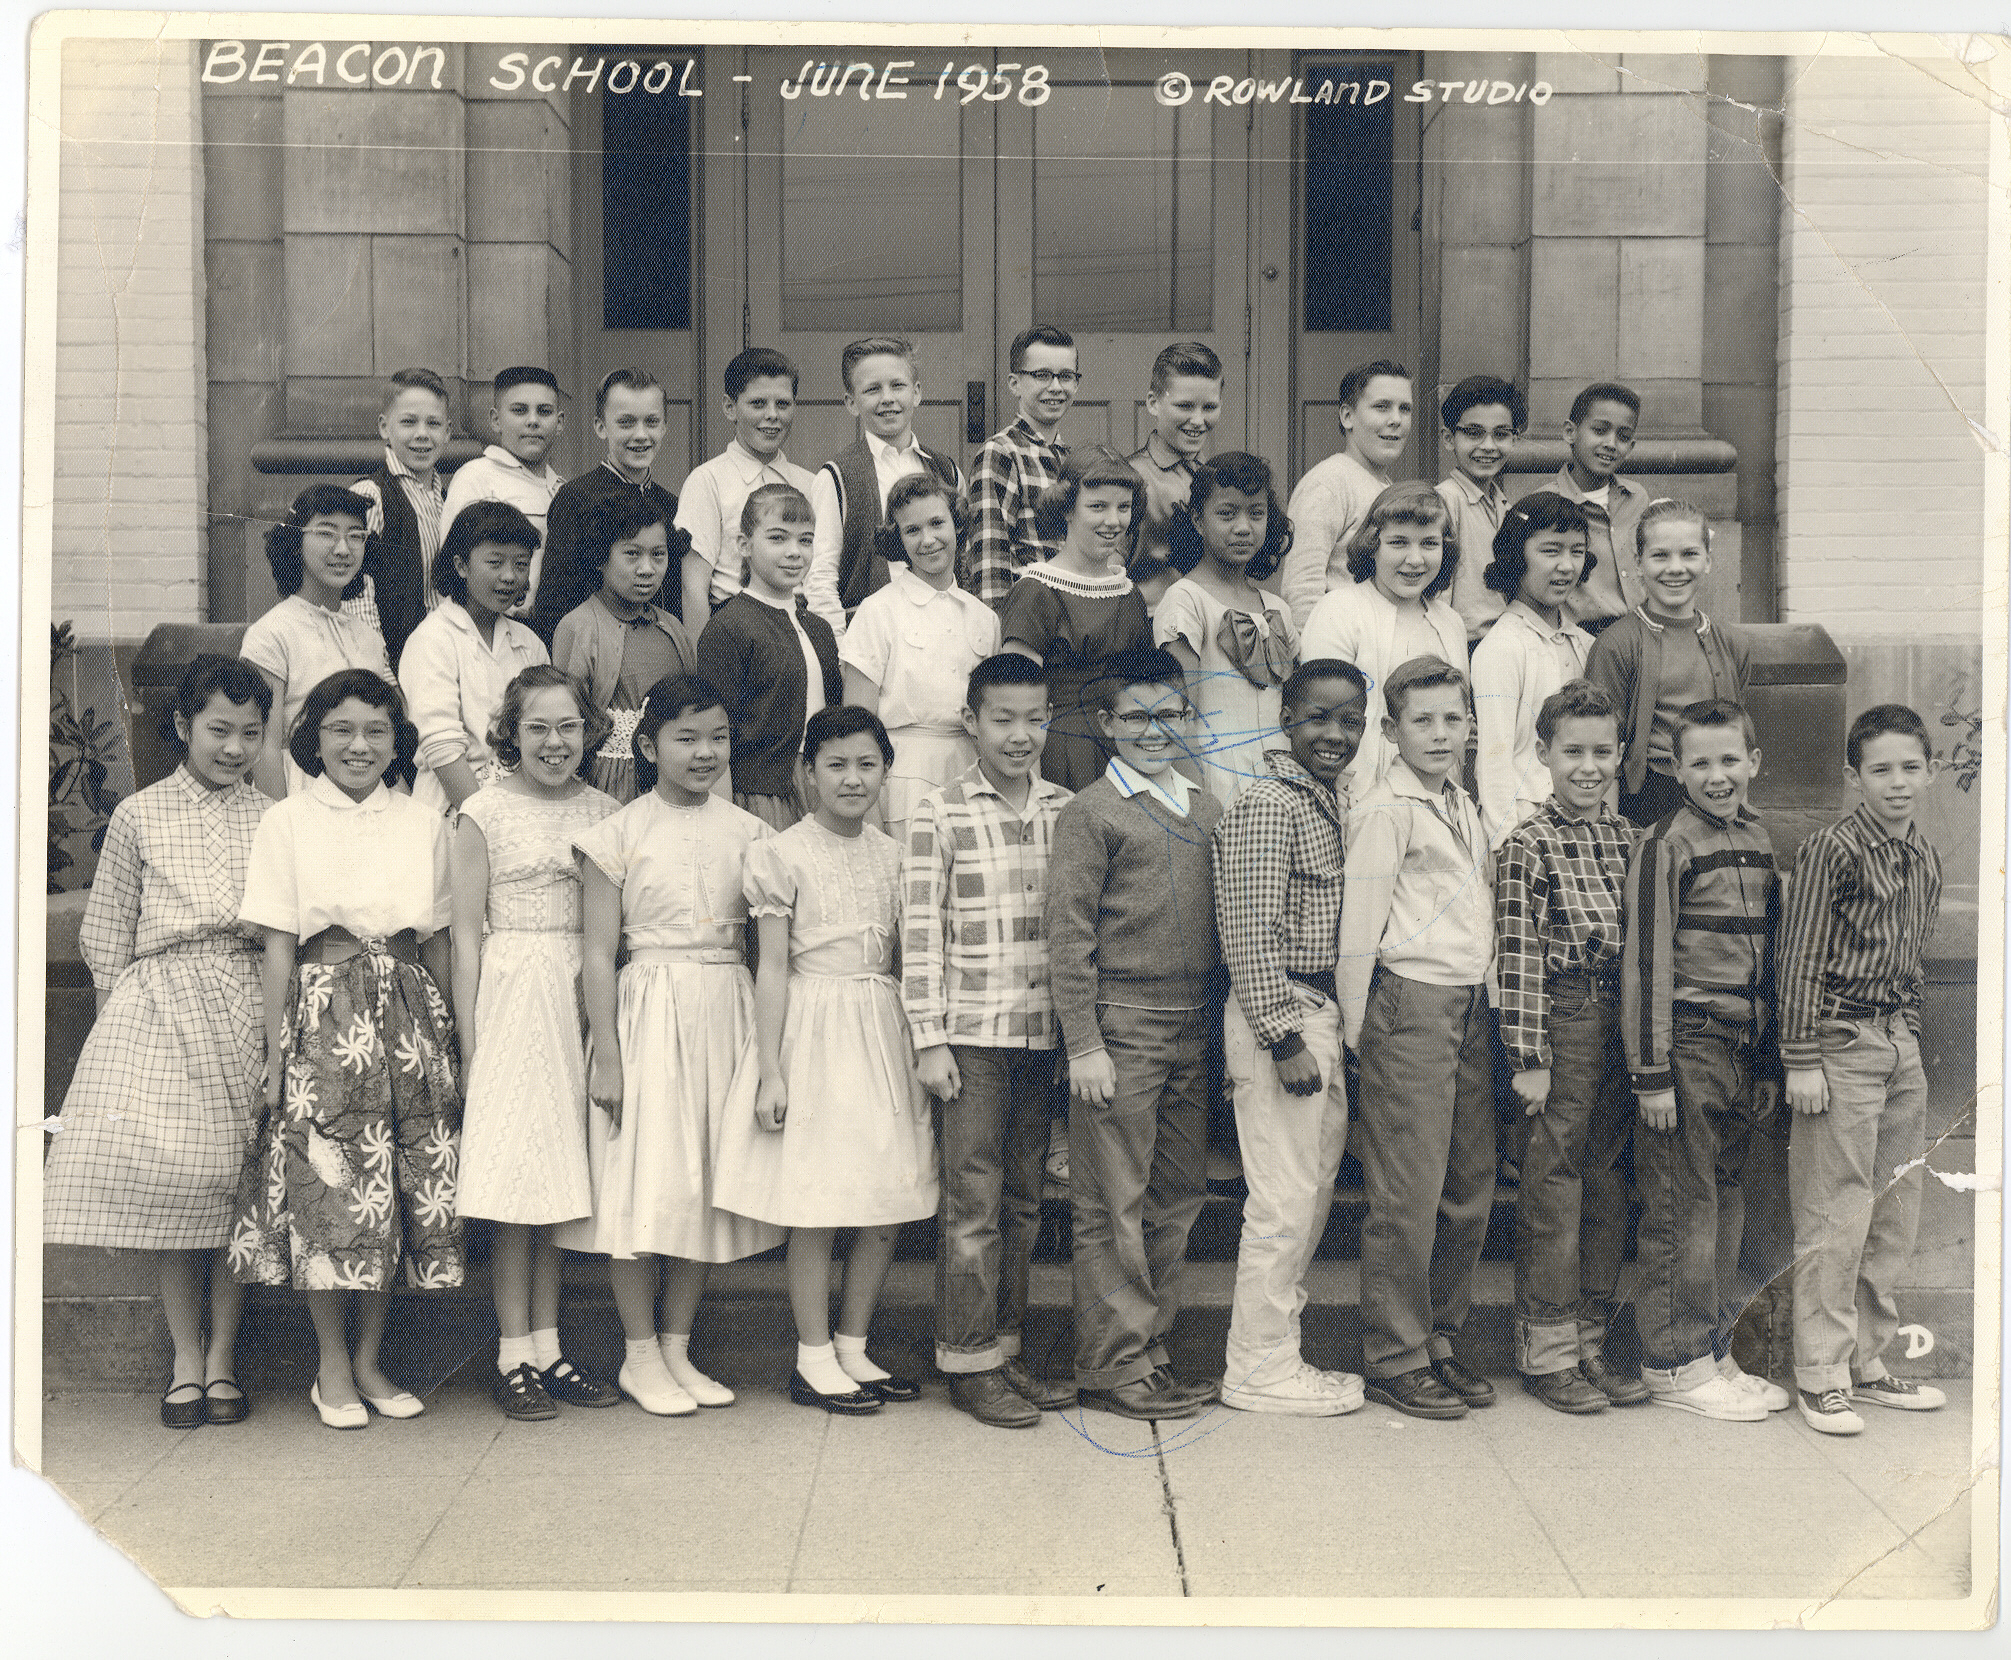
[789,1369,882,1416]
[202,1378,251,1426]
[863,1374,923,1404]
[539,1358,621,1408]
[160,1382,206,1430]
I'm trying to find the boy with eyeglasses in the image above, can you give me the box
[969,324,1079,607]
[1434,374,1527,643]
[1046,647,1224,1419]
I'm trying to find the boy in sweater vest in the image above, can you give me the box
[805,336,964,635]
[1046,648,1224,1421]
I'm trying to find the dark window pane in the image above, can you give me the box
[1303,60,1394,333]
[603,55,692,331]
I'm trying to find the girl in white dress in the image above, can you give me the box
[451,666,620,1419]
[1154,451,1301,805]
[716,706,939,1413]
[561,673,785,1416]
[44,656,272,1429]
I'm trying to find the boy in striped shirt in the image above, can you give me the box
[1779,704,1946,1435]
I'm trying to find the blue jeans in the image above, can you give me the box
[1513,973,1633,1377]
[933,1045,1056,1374]
[1789,1013,1928,1393]
[1635,1006,1762,1387]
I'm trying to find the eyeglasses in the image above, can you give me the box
[1454,425,1517,444]
[304,525,369,548]
[319,721,395,745]
[522,720,587,743]
[1016,369,1081,387]
[1110,707,1195,734]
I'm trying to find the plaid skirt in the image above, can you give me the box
[228,945,465,1291]
[43,936,263,1251]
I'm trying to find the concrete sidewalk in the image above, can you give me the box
[29,1370,1985,1620]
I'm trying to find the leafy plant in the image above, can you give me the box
[1939,698,1983,795]
[49,621,123,891]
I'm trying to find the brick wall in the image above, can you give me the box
[54,39,208,639]
[1775,53,1993,631]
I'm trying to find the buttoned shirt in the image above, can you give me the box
[1547,466,1648,625]
[239,773,452,943]
[968,416,1068,607]
[80,767,270,991]
[838,566,1001,734]
[350,448,447,628]
[1211,749,1350,1049]
[675,440,819,608]
[901,763,1072,1050]
[440,444,565,610]
[1493,798,1637,1071]
[1435,471,1511,640]
[1777,803,1942,1070]
[806,430,931,633]
[1471,598,1595,848]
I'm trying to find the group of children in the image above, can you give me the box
[44,333,1948,1445]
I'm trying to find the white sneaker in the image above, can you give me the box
[1854,1375,1947,1412]
[1222,1362,1365,1417]
[1649,1374,1769,1422]
[1720,1358,1792,1412]
[1798,1387,1865,1435]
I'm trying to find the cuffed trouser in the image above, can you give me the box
[1357,971,1497,1380]
[1790,1012,1928,1394]
[1635,1007,1760,1390]
[934,1045,1055,1374]
[1222,992,1349,1391]
[1514,973,1633,1377]
[1069,1005,1211,1390]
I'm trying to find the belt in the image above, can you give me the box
[298,926,422,966]
[1826,994,1905,1022]
[627,945,744,967]
[1286,969,1336,1000]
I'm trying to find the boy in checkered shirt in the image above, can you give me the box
[902,653,1077,1428]
[1493,679,1651,1414]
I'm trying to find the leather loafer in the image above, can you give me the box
[949,1368,1041,1429]
[1522,1367,1609,1415]
[1365,1367,1468,1420]
[1580,1352,1652,1407]
[160,1382,205,1430]
[1430,1353,1496,1407]
[863,1374,923,1404]
[1079,1374,1209,1422]
[789,1369,881,1415]
[1001,1355,1077,1411]
[202,1378,250,1426]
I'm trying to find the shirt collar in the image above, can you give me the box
[1538,795,1627,835]
[1262,748,1348,810]
[305,771,392,813]
[1107,756,1195,815]
[481,443,537,476]
[1007,415,1064,455]
[1845,800,1925,855]
[867,431,921,468]
[1442,470,1503,509]
[726,438,793,483]
[960,761,1064,816]
[1553,466,1643,509]
[1678,797,1759,833]
[1384,755,1467,811]
[169,763,211,804]
[1132,439,1192,478]
[890,564,958,606]
[1503,597,1584,641]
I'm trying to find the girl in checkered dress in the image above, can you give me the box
[43,656,274,1429]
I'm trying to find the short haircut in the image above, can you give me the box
[1033,444,1146,546]
[1568,381,1641,426]
[840,336,916,393]
[1382,654,1469,721]
[1486,489,1596,598]
[1282,657,1370,712]
[726,346,798,399]
[287,668,418,789]
[1089,645,1187,716]
[875,473,968,568]
[487,664,611,772]
[1337,358,1411,416]
[163,654,272,748]
[1635,496,1712,558]
[595,366,663,418]
[581,492,679,577]
[1008,324,1075,373]
[804,703,895,767]
[383,366,450,413]
[1166,451,1293,581]
[1150,341,1222,394]
[632,673,729,795]
[738,480,815,540]
[434,499,540,605]
[493,365,559,401]
[264,484,372,598]
[1343,480,1458,601]
[1847,703,1933,771]
[1673,697,1757,759]
[1440,373,1526,433]
[965,651,1049,715]
[1534,677,1618,747]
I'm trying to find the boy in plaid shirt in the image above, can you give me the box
[903,652,1076,1427]
[967,325,1077,606]
[1493,680,1651,1413]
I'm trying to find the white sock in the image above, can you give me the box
[797,1341,857,1396]
[624,1336,661,1369]
[497,1334,537,1375]
[658,1332,717,1392]
[529,1327,561,1371]
[833,1332,890,1384]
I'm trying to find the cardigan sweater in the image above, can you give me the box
[1585,606,1752,798]
[696,593,843,798]
[360,460,430,670]
[551,593,696,713]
